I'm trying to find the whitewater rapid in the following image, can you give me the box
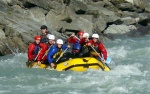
[0,35,150,94]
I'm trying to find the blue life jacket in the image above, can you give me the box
[33,43,40,55]
[47,44,67,64]
[72,41,81,50]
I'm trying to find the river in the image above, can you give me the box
[0,35,150,94]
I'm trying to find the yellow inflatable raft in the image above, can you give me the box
[29,57,110,72]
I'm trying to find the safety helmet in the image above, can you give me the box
[56,39,63,44]
[34,35,41,40]
[78,31,84,36]
[48,34,55,40]
[92,34,99,39]
[40,25,47,29]
[83,33,89,38]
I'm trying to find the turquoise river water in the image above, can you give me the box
[0,35,150,94]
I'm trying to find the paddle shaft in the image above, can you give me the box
[55,48,69,63]
[90,45,111,70]
[74,36,80,40]
[34,49,42,61]
[41,45,53,59]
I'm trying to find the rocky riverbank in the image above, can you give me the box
[0,0,150,56]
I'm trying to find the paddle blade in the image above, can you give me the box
[104,66,111,71]
[106,57,112,64]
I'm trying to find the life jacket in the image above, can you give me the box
[33,42,40,55]
[90,41,101,56]
[80,43,89,54]
[72,41,81,50]
[53,47,63,59]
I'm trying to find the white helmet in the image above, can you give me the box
[48,34,55,40]
[83,33,89,38]
[92,34,99,39]
[56,39,63,44]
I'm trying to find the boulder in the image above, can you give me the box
[87,5,120,23]
[104,24,131,34]
[121,11,149,25]
[121,17,137,25]
[110,0,144,8]
[0,29,6,39]
[0,0,19,6]
[126,0,144,9]
[21,0,64,14]
[103,24,145,38]
[110,0,144,12]
[62,15,93,35]
[69,0,88,13]
[143,0,150,13]
[93,16,107,33]
[45,11,69,32]
[28,7,47,25]
[0,3,44,55]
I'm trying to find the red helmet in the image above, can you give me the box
[34,35,41,40]
[78,31,84,36]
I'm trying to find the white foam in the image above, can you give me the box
[112,64,142,76]
[64,75,73,83]
[108,46,128,59]
[109,86,129,93]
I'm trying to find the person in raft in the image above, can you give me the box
[47,39,70,68]
[67,31,90,57]
[40,25,49,43]
[26,35,48,67]
[41,34,56,61]
[87,34,107,63]
[47,34,56,47]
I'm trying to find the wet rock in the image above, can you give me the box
[136,24,150,35]
[0,0,19,6]
[104,24,131,34]
[120,17,137,25]
[28,7,48,25]
[0,29,6,39]
[143,0,150,13]
[110,0,144,12]
[22,0,64,12]
[45,11,69,32]
[62,15,93,35]
[121,11,149,25]
[87,5,120,23]
[0,0,150,56]
[69,0,88,14]
[0,3,43,55]
[93,16,107,33]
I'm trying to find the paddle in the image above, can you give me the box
[90,45,111,70]
[41,45,53,60]
[101,55,112,64]
[74,35,80,40]
[55,47,69,63]
[50,47,69,69]
[34,49,42,61]
[27,49,42,67]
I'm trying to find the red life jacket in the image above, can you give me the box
[28,42,39,60]
[88,40,107,60]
